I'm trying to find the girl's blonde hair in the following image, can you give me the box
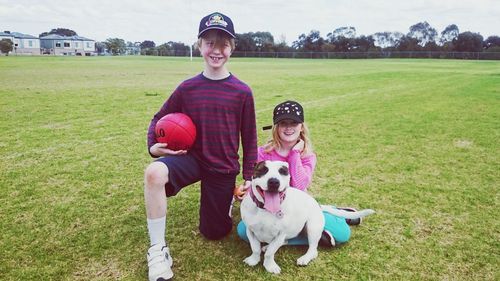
[264,122,314,156]
[197,30,236,52]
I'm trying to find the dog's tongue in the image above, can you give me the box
[263,191,281,214]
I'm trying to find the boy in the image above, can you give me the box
[144,12,257,281]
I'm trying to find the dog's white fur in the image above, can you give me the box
[241,160,375,274]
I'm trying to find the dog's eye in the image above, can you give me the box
[279,166,289,176]
[254,165,268,178]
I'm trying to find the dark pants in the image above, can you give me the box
[156,154,236,240]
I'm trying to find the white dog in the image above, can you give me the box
[240,160,375,274]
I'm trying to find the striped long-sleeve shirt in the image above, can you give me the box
[147,73,258,180]
[257,146,317,191]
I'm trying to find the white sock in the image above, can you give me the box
[147,216,166,246]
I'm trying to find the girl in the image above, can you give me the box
[236,100,360,247]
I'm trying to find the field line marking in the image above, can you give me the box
[256,91,364,114]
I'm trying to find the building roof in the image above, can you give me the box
[0,32,14,37]
[40,34,94,41]
[11,32,39,39]
[0,32,38,39]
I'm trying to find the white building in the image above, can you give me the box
[40,34,96,56]
[0,31,40,55]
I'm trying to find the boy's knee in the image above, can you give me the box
[145,162,169,187]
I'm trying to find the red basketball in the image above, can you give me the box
[155,113,196,151]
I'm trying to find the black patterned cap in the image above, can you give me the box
[273,100,304,124]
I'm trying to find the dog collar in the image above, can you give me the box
[249,187,265,209]
[249,186,286,217]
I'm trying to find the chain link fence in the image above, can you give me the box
[154,50,500,60]
[231,51,500,60]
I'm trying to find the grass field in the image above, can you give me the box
[0,56,499,280]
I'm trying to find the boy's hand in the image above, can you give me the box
[150,143,187,157]
[234,180,251,201]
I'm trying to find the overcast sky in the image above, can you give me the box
[1,0,498,45]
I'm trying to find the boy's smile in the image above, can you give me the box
[202,45,230,67]
[208,53,225,64]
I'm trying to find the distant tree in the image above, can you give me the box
[252,31,274,52]
[292,30,324,51]
[166,41,189,55]
[373,32,404,49]
[307,30,325,51]
[0,38,13,55]
[320,42,336,52]
[332,36,354,52]
[235,32,274,52]
[95,42,106,54]
[439,24,459,45]
[273,42,293,52]
[373,32,391,48]
[453,32,484,52]
[140,40,156,49]
[292,33,306,50]
[276,34,287,46]
[408,21,438,46]
[396,35,420,51]
[236,33,257,52]
[422,41,440,51]
[484,35,500,50]
[327,26,356,42]
[326,27,359,52]
[142,47,158,56]
[104,38,126,55]
[156,43,171,56]
[273,34,293,52]
[352,35,376,52]
[39,28,77,37]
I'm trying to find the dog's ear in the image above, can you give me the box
[253,161,268,178]
[278,165,289,176]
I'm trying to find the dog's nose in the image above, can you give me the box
[267,178,280,191]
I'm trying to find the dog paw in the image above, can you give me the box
[244,254,260,266]
[263,260,281,274]
[297,252,318,266]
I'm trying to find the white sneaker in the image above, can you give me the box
[147,244,173,281]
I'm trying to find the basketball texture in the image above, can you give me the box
[155,113,197,151]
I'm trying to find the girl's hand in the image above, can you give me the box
[150,143,187,157]
[292,139,304,152]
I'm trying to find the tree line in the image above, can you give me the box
[2,23,498,57]
[283,22,499,53]
[128,21,499,56]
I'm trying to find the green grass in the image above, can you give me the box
[1,56,499,280]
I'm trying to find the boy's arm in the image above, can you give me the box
[240,94,258,180]
[147,88,182,157]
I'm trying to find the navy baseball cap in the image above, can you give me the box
[198,12,235,38]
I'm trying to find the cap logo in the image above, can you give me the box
[206,14,228,28]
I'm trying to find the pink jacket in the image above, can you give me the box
[257,146,317,191]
